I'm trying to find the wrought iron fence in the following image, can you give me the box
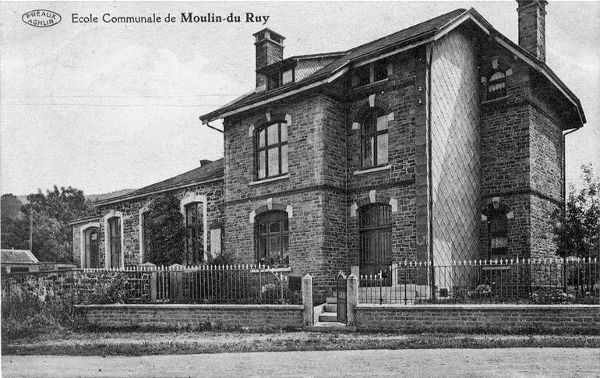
[359,258,600,305]
[1,264,302,305]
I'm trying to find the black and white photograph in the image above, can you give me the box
[1,1,599,377]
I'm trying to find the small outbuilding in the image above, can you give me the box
[1,249,40,273]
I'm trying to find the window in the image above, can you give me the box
[282,69,294,85]
[359,204,392,276]
[184,202,204,265]
[255,211,289,266]
[374,60,388,82]
[84,227,100,268]
[489,212,508,257]
[353,60,390,87]
[487,71,506,100]
[354,65,370,87]
[107,217,121,268]
[256,122,288,179]
[361,112,389,168]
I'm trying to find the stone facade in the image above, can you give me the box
[72,180,223,268]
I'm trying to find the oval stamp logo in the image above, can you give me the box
[22,9,61,28]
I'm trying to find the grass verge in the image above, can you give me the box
[3,331,600,356]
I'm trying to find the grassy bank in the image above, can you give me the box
[4,331,600,356]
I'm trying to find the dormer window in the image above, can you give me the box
[267,73,280,90]
[282,69,294,85]
[353,59,392,87]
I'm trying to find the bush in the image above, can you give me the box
[1,290,84,342]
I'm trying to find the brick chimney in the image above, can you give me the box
[253,28,285,92]
[516,0,548,61]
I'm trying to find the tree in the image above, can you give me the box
[20,186,94,262]
[144,194,186,266]
[554,164,600,259]
[1,194,29,250]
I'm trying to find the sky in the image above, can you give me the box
[1,1,598,196]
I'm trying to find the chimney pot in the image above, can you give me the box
[516,0,548,62]
[199,159,212,167]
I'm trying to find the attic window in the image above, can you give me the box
[353,60,390,87]
[282,69,294,85]
[374,60,388,82]
[354,66,370,87]
[268,73,281,90]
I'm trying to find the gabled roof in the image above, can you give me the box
[200,8,465,123]
[94,159,224,207]
[1,249,39,265]
[200,7,585,127]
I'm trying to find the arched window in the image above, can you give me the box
[184,202,204,265]
[483,201,511,258]
[489,211,508,257]
[359,204,392,275]
[255,211,289,266]
[361,112,388,168]
[84,227,100,268]
[487,71,506,100]
[107,217,122,268]
[256,122,288,180]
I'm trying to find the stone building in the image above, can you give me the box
[70,159,223,268]
[73,3,585,291]
[199,3,585,288]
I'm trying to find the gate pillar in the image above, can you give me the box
[347,274,359,326]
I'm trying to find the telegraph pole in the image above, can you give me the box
[29,209,33,251]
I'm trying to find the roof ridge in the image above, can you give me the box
[345,8,467,54]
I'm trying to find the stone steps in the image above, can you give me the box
[317,296,340,323]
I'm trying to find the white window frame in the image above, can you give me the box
[79,221,100,268]
[103,210,125,269]
[138,201,152,264]
[180,193,208,263]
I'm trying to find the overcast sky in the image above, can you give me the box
[1,1,598,196]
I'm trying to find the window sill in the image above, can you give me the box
[353,78,389,92]
[249,174,289,186]
[353,165,391,176]
[481,95,509,105]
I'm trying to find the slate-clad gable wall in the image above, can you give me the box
[430,30,480,267]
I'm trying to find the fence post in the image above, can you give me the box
[302,274,313,326]
[150,271,157,303]
[347,274,359,327]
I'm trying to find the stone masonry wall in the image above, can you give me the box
[73,180,223,268]
[479,47,533,260]
[78,304,304,331]
[346,50,420,266]
[356,304,600,334]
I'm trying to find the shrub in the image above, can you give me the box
[1,289,84,342]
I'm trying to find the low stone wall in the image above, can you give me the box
[76,304,304,331]
[355,304,600,334]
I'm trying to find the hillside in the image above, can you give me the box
[15,189,136,205]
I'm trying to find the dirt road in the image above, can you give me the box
[3,348,599,377]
